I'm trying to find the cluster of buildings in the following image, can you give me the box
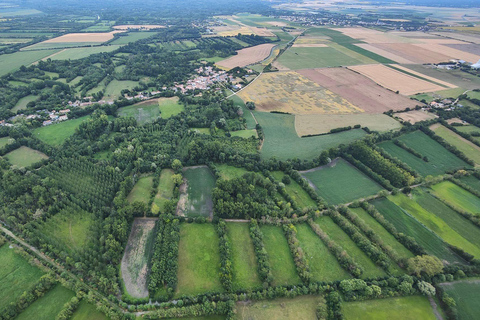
[173,66,235,93]
[40,109,70,126]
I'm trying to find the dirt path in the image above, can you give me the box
[428,296,444,320]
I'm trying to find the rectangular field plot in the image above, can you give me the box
[315,216,386,279]
[372,198,464,263]
[15,285,75,320]
[430,124,480,165]
[180,167,216,217]
[127,176,153,204]
[0,49,60,76]
[349,207,414,260]
[440,281,480,320]
[260,225,301,286]
[342,296,436,320]
[176,223,223,296]
[152,169,175,214]
[159,97,184,119]
[276,46,364,70]
[271,171,317,209]
[33,115,90,145]
[226,223,262,290]
[459,175,480,191]
[71,300,109,320]
[121,218,156,298]
[256,112,366,161]
[389,193,480,258]
[13,94,37,112]
[118,99,161,125]
[49,45,120,60]
[215,164,248,181]
[103,80,138,101]
[5,146,48,167]
[296,224,351,282]
[302,158,383,205]
[235,296,325,320]
[0,245,44,310]
[431,181,480,216]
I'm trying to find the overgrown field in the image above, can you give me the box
[5,146,48,167]
[15,285,75,320]
[152,169,175,214]
[302,159,383,205]
[271,171,317,208]
[431,181,480,215]
[181,167,216,217]
[159,97,184,119]
[33,115,90,145]
[215,164,248,181]
[70,300,110,320]
[440,280,480,320]
[118,100,162,125]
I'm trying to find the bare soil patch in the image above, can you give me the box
[216,43,276,69]
[339,27,415,43]
[348,64,451,95]
[395,110,438,123]
[43,31,122,43]
[298,67,420,112]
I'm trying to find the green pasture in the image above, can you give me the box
[71,300,110,320]
[276,46,364,70]
[271,171,317,209]
[184,167,216,217]
[5,146,48,167]
[103,80,138,101]
[343,295,436,320]
[215,164,248,181]
[13,95,37,112]
[296,223,351,282]
[230,129,257,138]
[459,175,480,191]
[0,244,45,310]
[432,125,480,165]
[441,280,480,320]
[302,159,383,205]
[118,99,161,125]
[127,176,153,204]
[176,223,223,296]
[15,284,75,320]
[24,42,103,50]
[33,115,90,145]
[50,45,120,60]
[372,198,464,263]
[349,207,414,260]
[0,49,60,76]
[255,112,366,161]
[159,97,184,119]
[431,181,480,216]
[315,216,386,279]
[152,169,175,214]
[227,223,262,290]
[110,32,157,45]
[0,136,13,148]
[389,192,480,258]
[228,94,256,129]
[234,296,325,320]
[260,225,301,286]
[456,125,480,144]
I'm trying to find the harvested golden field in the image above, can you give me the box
[368,43,451,64]
[392,65,457,88]
[395,110,438,124]
[237,71,362,114]
[216,43,275,69]
[292,43,328,48]
[294,36,330,44]
[249,27,275,37]
[430,32,480,44]
[348,64,453,95]
[43,31,122,43]
[298,67,420,112]
[355,43,416,64]
[413,43,480,63]
[113,25,165,30]
[295,113,401,136]
[211,25,253,37]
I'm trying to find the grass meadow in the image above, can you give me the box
[460,175,480,191]
[302,159,383,205]
[0,136,12,148]
[441,281,480,320]
[389,192,480,258]
[349,207,414,260]
[0,49,60,76]
[456,125,480,144]
[176,223,223,296]
[215,164,248,181]
[5,146,48,167]
[431,125,480,165]
[342,296,436,320]
[110,32,157,45]
[184,167,216,217]
[118,99,161,125]
[276,46,364,70]
[127,175,153,204]
[271,171,317,209]
[50,45,120,60]
[229,94,256,130]
[152,169,175,214]
[260,225,301,286]
[70,301,109,320]
[226,223,262,290]
[296,223,351,282]
[15,285,75,320]
[13,94,37,112]
[103,80,138,101]
[159,97,184,119]
[230,129,257,138]
[315,216,386,279]
[33,115,90,145]
[234,296,325,320]
[0,245,44,310]
[372,198,464,263]
[431,181,480,215]
[255,112,366,161]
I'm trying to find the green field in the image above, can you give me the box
[50,45,120,60]
[315,216,386,279]
[227,223,262,290]
[71,301,109,320]
[379,131,470,176]
[183,167,216,217]
[276,46,364,70]
[441,281,480,320]
[229,94,256,130]
[38,208,95,253]
[103,80,138,101]
[271,171,317,209]
[5,146,48,167]
[0,49,60,76]
[127,176,153,204]
[215,164,248,181]
[431,181,480,215]
[260,225,301,286]
[0,136,12,148]
[118,99,161,125]
[456,125,480,144]
[234,296,325,320]
[110,32,157,45]
[0,245,45,310]
[349,207,414,260]
[296,223,351,282]
[13,95,37,112]
[33,115,90,145]
[343,296,436,320]
[176,223,223,296]
[302,159,383,205]
[255,112,366,161]
[159,97,184,119]
[15,284,75,320]
[372,198,464,263]
[152,169,175,214]
[432,125,480,165]
[230,129,257,138]
[389,192,480,258]
[459,175,480,191]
